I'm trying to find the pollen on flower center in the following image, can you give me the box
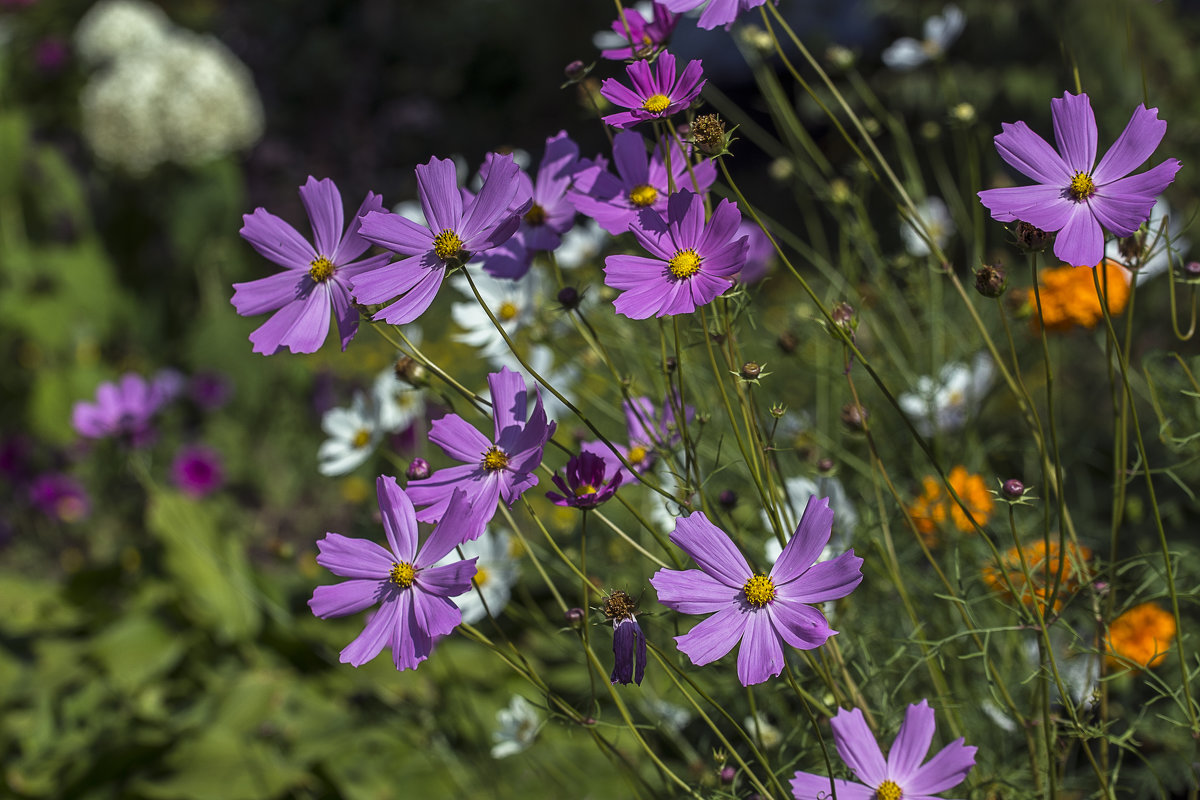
[481,445,510,471]
[524,204,547,225]
[742,574,776,607]
[668,249,702,279]
[389,561,416,587]
[498,301,520,321]
[628,184,658,207]
[876,779,903,800]
[352,429,371,448]
[627,445,648,464]
[1068,171,1096,201]
[433,229,464,261]
[308,256,336,282]
[642,93,671,114]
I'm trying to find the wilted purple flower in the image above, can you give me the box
[570,131,715,236]
[354,154,524,324]
[232,177,391,355]
[978,92,1181,268]
[406,367,556,527]
[790,700,976,800]
[72,372,176,443]
[655,0,771,30]
[650,497,862,686]
[171,444,225,498]
[604,590,647,685]
[546,451,623,508]
[604,189,748,318]
[29,474,90,522]
[308,476,482,670]
[600,52,705,129]
[598,4,678,60]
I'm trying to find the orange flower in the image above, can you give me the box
[907,466,994,545]
[1027,260,1130,332]
[1105,602,1176,670]
[981,540,1092,614]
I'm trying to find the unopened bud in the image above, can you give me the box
[817,457,834,474]
[1002,479,1025,500]
[406,458,431,481]
[564,60,586,80]
[394,356,427,387]
[718,489,737,510]
[777,330,798,354]
[740,361,762,380]
[840,403,868,430]
[974,262,1008,298]
[831,301,855,328]
[664,356,677,373]
[565,607,585,626]
[557,285,581,309]
[719,766,737,785]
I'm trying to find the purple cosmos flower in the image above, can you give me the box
[570,131,716,236]
[72,372,177,443]
[736,220,775,283]
[171,444,225,498]
[600,52,705,129]
[546,450,623,508]
[580,391,694,484]
[655,0,771,30]
[232,177,391,355]
[308,476,482,670]
[603,590,647,685]
[406,367,556,526]
[790,700,977,800]
[482,132,582,279]
[650,497,863,686]
[354,154,524,324]
[29,474,90,522]
[599,5,679,60]
[978,92,1181,268]
[604,189,748,318]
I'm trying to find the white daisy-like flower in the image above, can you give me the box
[1105,198,1189,281]
[882,4,964,71]
[372,365,425,434]
[75,0,171,65]
[451,270,546,365]
[897,352,993,437]
[555,218,609,270]
[491,695,541,759]
[437,528,519,625]
[317,392,382,476]
[900,197,955,257]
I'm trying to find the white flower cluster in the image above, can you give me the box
[76,0,264,175]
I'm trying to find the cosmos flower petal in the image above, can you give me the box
[416,156,464,234]
[670,512,752,587]
[1050,91,1097,172]
[374,262,446,324]
[669,189,705,247]
[339,593,399,666]
[391,591,432,670]
[231,270,305,316]
[674,603,748,666]
[698,199,743,252]
[1053,202,1106,267]
[489,366,530,439]
[651,567,740,614]
[328,281,359,351]
[410,583,465,639]
[600,78,645,111]
[790,772,875,800]
[767,597,835,650]
[247,283,326,355]
[734,609,784,685]
[334,191,385,262]
[314,531,395,579]
[612,130,651,185]
[776,549,864,604]
[830,708,888,787]
[1092,159,1183,234]
[770,496,833,584]
[903,738,978,796]
[309,579,383,618]
[406,463,484,518]
[358,209,435,256]
[417,489,484,565]
[671,58,706,99]
[429,413,495,463]
[994,121,1071,185]
[977,185,1074,230]
[462,154,522,245]
[604,255,668,288]
[416,558,478,597]
[1093,104,1169,185]
[1089,192,1161,241]
[611,281,667,319]
[299,176,344,258]
[887,700,937,784]
[240,208,317,270]
[378,476,419,561]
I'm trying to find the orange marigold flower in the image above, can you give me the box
[1027,260,1131,332]
[981,540,1092,614]
[1105,602,1176,670]
[907,466,994,545]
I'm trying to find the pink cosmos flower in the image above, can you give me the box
[978,92,1181,268]
[599,4,678,60]
[600,52,705,129]
[171,444,225,498]
[72,371,179,444]
[655,0,772,31]
[232,177,391,355]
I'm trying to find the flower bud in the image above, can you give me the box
[777,330,798,354]
[817,457,835,474]
[974,262,1008,298]
[831,301,855,328]
[557,285,581,309]
[1001,478,1025,500]
[840,402,868,430]
[718,489,737,510]
[406,457,430,481]
[394,356,427,387]
[719,766,736,785]
[565,607,585,626]
[739,361,762,380]
[564,60,586,80]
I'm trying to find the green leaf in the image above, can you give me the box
[89,615,188,693]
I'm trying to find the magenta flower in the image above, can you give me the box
[600,52,705,129]
[790,700,977,800]
[650,497,862,686]
[570,131,716,235]
[232,177,390,355]
[978,92,1181,268]
[354,154,524,324]
[171,444,225,498]
[308,476,482,670]
[29,474,90,522]
[655,0,771,30]
[599,5,678,60]
[604,189,747,318]
[72,372,178,443]
[406,367,556,526]
[546,450,623,508]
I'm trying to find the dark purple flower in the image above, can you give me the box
[604,189,748,318]
[570,131,716,236]
[600,52,705,129]
[354,154,524,324]
[406,367,556,527]
[72,372,176,443]
[599,5,679,60]
[656,0,773,30]
[604,590,647,686]
[233,177,391,355]
[188,371,234,411]
[546,450,623,508]
[29,474,90,522]
[790,700,976,800]
[650,497,863,686]
[171,445,225,498]
[309,477,482,670]
[978,92,1181,268]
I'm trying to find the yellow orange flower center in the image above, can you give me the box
[309,256,336,282]
[642,93,671,114]
[498,301,520,321]
[524,203,547,225]
[668,249,702,279]
[472,566,490,588]
[628,184,659,207]
[574,483,598,496]
[389,561,416,587]
[742,574,776,607]
[876,780,902,800]
[627,445,648,464]
[352,429,371,448]
[481,446,509,471]
[433,229,464,261]
[1068,171,1096,201]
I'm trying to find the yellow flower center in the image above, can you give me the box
[524,204,547,225]
[642,93,671,114]
[308,256,336,282]
[574,483,598,496]
[472,566,490,588]
[481,446,509,471]
[433,229,464,261]
[352,429,371,448]
[627,445,647,464]
[628,184,658,208]
[1068,171,1096,201]
[742,574,776,607]
[668,249,702,279]
[498,301,520,321]
[876,780,902,800]
[389,561,416,587]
